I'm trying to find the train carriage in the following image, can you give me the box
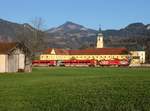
[32,59,130,67]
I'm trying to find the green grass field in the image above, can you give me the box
[0,67,150,111]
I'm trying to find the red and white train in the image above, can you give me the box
[32,59,130,67]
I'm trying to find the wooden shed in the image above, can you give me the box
[0,42,32,73]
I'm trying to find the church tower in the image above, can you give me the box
[96,27,104,48]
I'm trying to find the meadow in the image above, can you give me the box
[0,67,150,111]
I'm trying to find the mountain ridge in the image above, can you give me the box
[0,18,150,49]
[0,18,149,61]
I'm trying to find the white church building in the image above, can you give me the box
[96,28,146,64]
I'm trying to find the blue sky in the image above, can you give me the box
[0,0,150,30]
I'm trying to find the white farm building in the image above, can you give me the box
[0,42,32,73]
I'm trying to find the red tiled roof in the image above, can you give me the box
[0,42,17,54]
[68,48,128,55]
[43,48,128,55]
[43,48,69,55]
[43,48,52,54]
[54,49,69,55]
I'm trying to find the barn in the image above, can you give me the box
[0,42,32,73]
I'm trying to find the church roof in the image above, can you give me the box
[43,48,128,55]
[69,48,128,55]
[55,49,70,55]
[43,48,52,54]
[43,48,69,55]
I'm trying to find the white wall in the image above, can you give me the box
[0,55,6,73]
[19,54,25,69]
[138,51,145,63]
[130,51,146,64]
[5,55,8,72]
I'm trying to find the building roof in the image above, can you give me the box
[69,48,128,55]
[55,49,70,55]
[43,48,128,55]
[0,42,17,54]
[43,48,52,54]
[44,48,70,55]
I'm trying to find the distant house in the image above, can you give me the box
[0,42,32,73]
[130,50,145,64]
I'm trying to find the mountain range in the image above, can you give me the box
[45,21,150,51]
[0,19,34,42]
[45,21,98,48]
[0,18,150,52]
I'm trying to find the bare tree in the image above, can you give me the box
[30,17,46,52]
[16,17,47,58]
